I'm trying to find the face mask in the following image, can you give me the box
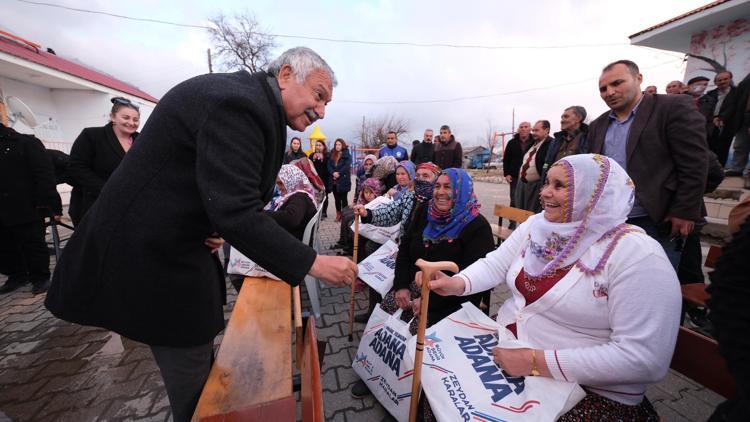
[414,179,435,201]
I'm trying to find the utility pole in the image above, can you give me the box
[511,108,515,134]
[207,49,213,73]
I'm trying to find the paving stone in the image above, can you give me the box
[327,336,358,355]
[321,367,338,393]
[660,370,703,393]
[323,311,350,326]
[101,392,157,420]
[317,322,343,339]
[666,389,720,421]
[323,388,363,419]
[345,406,388,421]
[325,347,354,369]
[335,366,361,390]
[654,400,692,422]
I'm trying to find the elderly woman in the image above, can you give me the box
[428,154,681,420]
[387,160,415,201]
[351,168,495,401]
[268,164,318,240]
[68,97,140,225]
[336,177,383,257]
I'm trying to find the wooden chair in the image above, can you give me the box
[489,204,535,246]
[300,316,323,422]
[192,277,296,421]
[670,326,735,399]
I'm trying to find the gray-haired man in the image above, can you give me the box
[46,47,357,421]
[542,106,589,179]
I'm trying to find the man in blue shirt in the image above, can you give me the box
[378,131,409,161]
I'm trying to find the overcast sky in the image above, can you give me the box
[4,0,709,147]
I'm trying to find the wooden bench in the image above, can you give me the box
[680,245,722,309]
[490,204,535,246]
[192,276,323,421]
[670,326,735,399]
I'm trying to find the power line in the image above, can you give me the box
[337,58,685,104]
[17,0,628,50]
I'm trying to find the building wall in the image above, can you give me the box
[685,18,750,84]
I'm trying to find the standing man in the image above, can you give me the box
[588,60,708,268]
[717,72,750,176]
[45,47,357,422]
[644,85,657,95]
[699,71,735,165]
[433,124,463,169]
[543,106,589,176]
[514,120,551,213]
[665,80,685,95]
[502,121,532,212]
[410,128,435,165]
[378,131,409,161]
[0,124,58,295]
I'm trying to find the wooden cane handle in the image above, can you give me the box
[415,259,459,279]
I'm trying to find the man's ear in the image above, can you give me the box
[277,64,294,90]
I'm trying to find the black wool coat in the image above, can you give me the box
[0,126,58,225]
[67,123,137,225]
[46,70,318,347]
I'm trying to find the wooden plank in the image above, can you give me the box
[670,326,735,399]
[301,316,324,422]
[681,283,710,307]
[192,277,293,421]
[493,204,534,224]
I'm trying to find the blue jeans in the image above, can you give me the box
[626,216,682,270]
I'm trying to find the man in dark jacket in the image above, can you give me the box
[45,47,357,422]
[588,60,708,269]
[542,106,589,180]
[719,72,750,177]
[502,121,532,211]
[410,128,435,165]
[0,125,58,295]
[433,124,463,169]
[699,71,736,166]
[514,120,551,213]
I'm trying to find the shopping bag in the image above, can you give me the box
[352,305,414,422]
[352,196,400,244]
[357,240,399,297]
[407,302,585,422]
[226,246,281,280]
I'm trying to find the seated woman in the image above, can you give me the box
[269,164,319,240]
[387,160,415,201]
[290,156,326,205]
[336,177,383,257]
[351,168,495,400]
[427,154,681,420]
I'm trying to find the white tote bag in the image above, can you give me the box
[352,305,414,422]
[357,240,399,297]
[226,246,281,280]
[352,196,400,244]
[407,303,585,422]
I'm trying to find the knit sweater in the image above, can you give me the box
[362,190,416,239]
[458,220,681,405]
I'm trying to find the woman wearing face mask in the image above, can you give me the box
[68,97,140,225]
[387,160,415,201]
[327,138,352,222]
[283,136,307,164]
[350,167,495,401]
[427,154,681,420]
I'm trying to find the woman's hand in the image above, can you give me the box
[492,348,550,377]
[394,288,411,309]
[417,272,466,296]
[333,171,340,179]
[353,204,368,217]
[204,234,224,254]
[411,297,422,315]
[387,187,397,197]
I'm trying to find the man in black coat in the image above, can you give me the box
[45,47,357,422]
[502,121,532,209]
[0,125,58,295]
[410,128,435,165]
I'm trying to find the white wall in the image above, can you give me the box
[684,18,750,84]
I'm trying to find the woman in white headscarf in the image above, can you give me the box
[265,164,318,241]
[427,154,681,420]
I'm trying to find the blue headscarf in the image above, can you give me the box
[392,160,416,201]
[423,168,481,243]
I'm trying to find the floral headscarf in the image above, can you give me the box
[291,157,325,192]
[358,177,383,205]
[372,156,399,181]
[523,154,638,278]
[423,168,481,243]
[270,164,318,211]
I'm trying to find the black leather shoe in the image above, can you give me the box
[350,380,371,398]
[0,279,27,295]
[31,279,50,295]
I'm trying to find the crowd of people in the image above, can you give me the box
[1,46,749,421]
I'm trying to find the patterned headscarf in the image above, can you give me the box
[271,164,318,211]
[291,157,325,192]
[423,168,481,243]
[372,156,399,180]
[523,154,638,278]
[358,177,383,205]
[415,162,441,176]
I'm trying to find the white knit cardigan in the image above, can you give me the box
[457,220,682,405]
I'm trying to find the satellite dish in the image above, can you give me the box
[7,96,39,128]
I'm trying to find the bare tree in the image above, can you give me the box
[353,114,410,149]
[207,13,276,73]
[485,120,497,169]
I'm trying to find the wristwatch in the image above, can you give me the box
[530,349,541,376]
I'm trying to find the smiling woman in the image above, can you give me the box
[67,97,141,225]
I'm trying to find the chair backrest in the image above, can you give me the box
[704,245,723,269]
[301,316,324,422]
[670,326,736,399]
[494,204,535,224]
[302,203,325,247]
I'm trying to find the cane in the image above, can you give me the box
[347,214,360,341]
[409,259,459,422]
[293,286,304,369]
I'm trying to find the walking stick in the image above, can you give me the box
[409,259,459,422]
[347,214,360,341]
[293,286,304,369]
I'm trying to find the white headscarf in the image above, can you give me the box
[270,165,318,211]
[523,154,638,278]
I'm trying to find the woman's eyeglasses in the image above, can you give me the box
[112,97,140,111]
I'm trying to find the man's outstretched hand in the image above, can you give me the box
[309,255,358,287]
